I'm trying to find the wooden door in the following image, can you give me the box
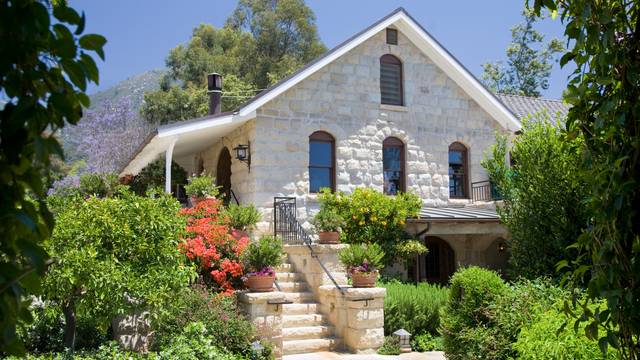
[421,237,455,285]
[216,147,232,204]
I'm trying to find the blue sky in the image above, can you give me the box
[70,0,571,99]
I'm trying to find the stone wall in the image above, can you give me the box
[248,27,509,232]
[193,27,511,234]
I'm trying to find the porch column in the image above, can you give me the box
[165,138,178,194]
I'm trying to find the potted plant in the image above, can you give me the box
[311,207,343,244]
[243,236,283,292]
[339,243,385,287]
[184,174,219,206]
[223,204,261,237]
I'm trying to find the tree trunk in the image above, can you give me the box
[62,297,76,351]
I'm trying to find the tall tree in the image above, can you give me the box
[0,0,105,354]
[141,0,326,125]
[481,10,563,97]
[482,113,588,280]
[530,1,640,358]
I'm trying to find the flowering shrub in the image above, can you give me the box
[319,188,422,265]
[179,199,249,294]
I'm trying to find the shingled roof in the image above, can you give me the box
[496,93,569,121]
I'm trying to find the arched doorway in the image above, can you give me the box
[420,237,455,284]
[216,147,232,204]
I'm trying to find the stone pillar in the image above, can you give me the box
[318,285,386,353]
[236,291,285,360]
[284,244,348,298]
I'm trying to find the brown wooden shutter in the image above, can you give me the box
[380,55,403,106]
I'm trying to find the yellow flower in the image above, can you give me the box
[371,216,378,222]
[352,215,357,220]
[399,220,405,225]
[359,221,365,226]
[381,221,387,226]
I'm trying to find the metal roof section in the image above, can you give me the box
[411,206,501,223]
[496,93,569,121]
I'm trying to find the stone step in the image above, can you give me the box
[283,291,314,303]
[278,281,308,292]
[283,314,327,327]
[282,325,335,340]
[282,302,319,315]
[282,338,342,355]
[276,263,292,272]
[276,272,303,282]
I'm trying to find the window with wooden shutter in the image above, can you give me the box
[386,28,398,45]
[380,54,403,106]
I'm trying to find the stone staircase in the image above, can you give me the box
[276,256,342,355]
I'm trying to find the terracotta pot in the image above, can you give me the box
[244,274,275,292]
[318,231,340,244]
[351,270,378,288]
[230,229,250,241]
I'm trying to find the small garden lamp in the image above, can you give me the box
[393,328,412,352]
[251,340,264,355]
[233,143,251,171]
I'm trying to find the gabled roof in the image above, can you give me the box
[497,93,569,120]
[120,7,523,176]
[233,7,521,132]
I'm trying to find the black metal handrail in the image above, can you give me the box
[230,189,240,205]
[274,197,345,295]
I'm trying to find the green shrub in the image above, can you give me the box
[338,243,385,274]
[153,285,255,355]
[129,159,188,196]
[411,333,443,352]
[318,187,421,265]
[381,280,448,336]
[377,336,401,355]
[514,305,618,360]
[243,236,283,273]
[79,173,120,198]
[185,174,219,198]
[158,322,248,360]
[43,188,195,349]
[441,267,508,360]
[223,204,262,231]
[310,207,343,232]
[442,269,569,360]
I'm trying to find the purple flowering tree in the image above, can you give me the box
[74,97,153,173]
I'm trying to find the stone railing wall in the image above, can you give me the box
[236,291,286,360]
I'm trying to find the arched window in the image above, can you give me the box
[383,137,405,195]
[449,142,469,198]
[380,54,403,106]
[309,131,335,193]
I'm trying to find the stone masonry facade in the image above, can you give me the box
[198,27,511,233]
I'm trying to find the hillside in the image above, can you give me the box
[89,69,164,111]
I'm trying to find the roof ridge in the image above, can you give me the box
[496,92,564,103]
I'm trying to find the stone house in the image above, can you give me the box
[121,8,567,284]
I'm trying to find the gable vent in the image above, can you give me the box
[386,28,398,45]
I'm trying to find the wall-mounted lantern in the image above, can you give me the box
[233,142,251,171]
[393,328,412,352]
[498,242,507,252]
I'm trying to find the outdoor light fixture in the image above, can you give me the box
[233,142,251,171]
[498,242,506,252]
[393,328,412,352]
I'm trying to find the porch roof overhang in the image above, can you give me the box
[409,206,501,223]
[119,110,255,176]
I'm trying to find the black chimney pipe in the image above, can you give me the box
[207,73,222,115]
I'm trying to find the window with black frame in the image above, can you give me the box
[309,131,335,193]
[449,142,468,198]
[383,137,404,195]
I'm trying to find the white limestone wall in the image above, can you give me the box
[197,120,257,206]
[249,28,509,231]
